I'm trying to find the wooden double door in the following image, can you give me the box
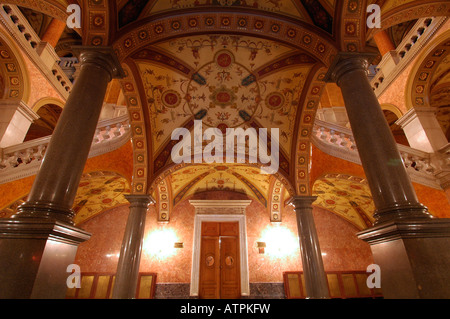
[199,222,241,299]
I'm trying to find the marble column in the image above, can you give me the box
[41,18,67,48]
[112,195,154,299]
[325,52,450,299]
[373,30,399,77]
[325,53,431,224]
[288,196,329,299]
[0,47,124,299]
[373,30,395,56]
[14,47,124,224]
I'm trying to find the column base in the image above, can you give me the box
[13,201,75,225]
[373,202,433,224]
[357,218,450,299]
[0,218,90,299]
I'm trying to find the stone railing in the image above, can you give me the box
[0,114,131,184]
[370,16,448,97]
[312,119,449,190]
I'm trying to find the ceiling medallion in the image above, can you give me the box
[209,85,237,108]
[161,90,181,108]
[265,92,285,110]
[187,50,260,128]
[214,49,235,70]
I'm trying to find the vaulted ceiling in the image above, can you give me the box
[8,0,449,218]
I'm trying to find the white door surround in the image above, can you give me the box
[189,200,252,297]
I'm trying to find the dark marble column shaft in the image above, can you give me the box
[0,47,124,299]
[14,47,125,224]
[112,194,154,299]
[325,53,450,299]
[288,196,329,299]
[325,53,431,224]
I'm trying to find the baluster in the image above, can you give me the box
[329,129,338,144]
[93,128,101,144]
[102,126,111,141]
[349,136,357,150]
[114,123,122,137]
[339,133,348,147]
[319,126,327,139]
[36,144,46,161]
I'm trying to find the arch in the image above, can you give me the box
[293,65,328,196]
[31,96,65,112]
[380,103,404,118]
[405,28,450,110]
[24,101,63,141]
[0,26,30,103]
[149,162,296,210]
[366,0,450,39]
[380,104,410,146]
[112,11,338,67]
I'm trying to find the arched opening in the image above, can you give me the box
[382,109,410,146]
[23,103,62,141]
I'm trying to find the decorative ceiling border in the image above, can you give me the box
[0,29,26,101]
[112,11,338,66]
[293,65,328,196]
[82,0,110,46]
[118,61,150,194]
[339,0,367,53]
[409,35,450,108]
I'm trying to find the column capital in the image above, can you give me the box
[287,196,317,209]
[324,52,378,84]
[125,194,155,208]
[71,46,125,80]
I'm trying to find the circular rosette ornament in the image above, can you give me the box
[214,50,235,70]
[265,92,285,110]
[161,90,181,108]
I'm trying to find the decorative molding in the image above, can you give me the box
[189,211,250,298]
[189,199,252,215]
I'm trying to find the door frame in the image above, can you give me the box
[189,201,251,297]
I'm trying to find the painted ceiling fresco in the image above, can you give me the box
[118,0,336,33]
[312,174,376,230]
[165,163,289,207]
[0,171,131,225]
[136,34,314,159]
[72,171,130,225]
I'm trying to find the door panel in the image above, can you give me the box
[220,236,240,299]
[199,222,240,299]
[199,236,220,299]
[202,222,220,236]
[220,222,239,236]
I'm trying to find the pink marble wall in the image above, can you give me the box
[74,191,374,285]
[20,50,64,108]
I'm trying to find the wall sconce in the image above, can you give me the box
[174,242,184,249]
[257,241,266,254]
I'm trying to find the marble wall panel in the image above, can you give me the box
[74,190,374,290]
